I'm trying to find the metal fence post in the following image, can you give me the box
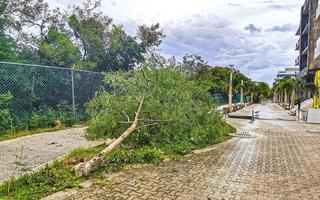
[71,68,76,121]
[30,75,35,111]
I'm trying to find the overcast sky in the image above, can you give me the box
[49,0,304,85]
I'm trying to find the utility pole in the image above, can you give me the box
[240,79,244,105]
[228,65,234,112]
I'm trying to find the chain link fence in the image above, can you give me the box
[213,92,250,105]
[0,61,105,133]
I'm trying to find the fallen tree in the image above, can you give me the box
[75,68,235,176]
[75,91,145,176]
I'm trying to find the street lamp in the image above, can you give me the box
[228,65,235,112]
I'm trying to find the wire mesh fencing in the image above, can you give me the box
[0,61,105,133]
[212,92,250,105]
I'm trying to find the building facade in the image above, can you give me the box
[273,67,299,86]
[295,0,320,83]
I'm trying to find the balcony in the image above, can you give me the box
[302,23,309,35]
[296,25,301,36]
[303,0,309,14]
[295,56,300,66]
[302,46,309,55]
[295,39,300,51]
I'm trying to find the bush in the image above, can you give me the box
[0,93,85,136]
[86,68,235,148]
[0,92,13,133]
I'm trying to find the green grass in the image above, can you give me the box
[0,125,85,142]
[0,135,233,200]
[0,161,82,200]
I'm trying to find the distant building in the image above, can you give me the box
[295,0,320,84]
[273,67,299,86]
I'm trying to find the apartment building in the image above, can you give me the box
[273,67,299,86]
[295,0,320,83]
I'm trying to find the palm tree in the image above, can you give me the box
[274,77,295,109]
[246,82,256,104]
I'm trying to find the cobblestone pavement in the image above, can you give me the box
[47,103,320,200]
[0,127,100,183]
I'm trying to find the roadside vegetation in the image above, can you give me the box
[0,0,269,138]
[0,66,236,199]
[272,76,314,110]
[0,0,271,199]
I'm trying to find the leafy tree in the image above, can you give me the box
[107,26,146,71]
[255,82,270,102]
[39,27,81,67]
[76,67,235,176]
[0,2,18,61]
[137,23,165,50]
[68,13,110,71]
[209,66,231,94]
[179,54,210,78]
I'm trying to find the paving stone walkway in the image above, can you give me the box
[47,103,320,200]
[0,127,100,183]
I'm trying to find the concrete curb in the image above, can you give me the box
[186,137,240,156]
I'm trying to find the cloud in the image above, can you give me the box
[46,0,301,85]
[244,24,262,34]
[227,3,242,7]
[267,5,298,10]
[266,23,297,32]
[110,0,116,6]
[255,0,274,3]
[153,14,296,85]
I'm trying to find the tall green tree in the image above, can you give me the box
[39,27,81,67]
[0,2,18,61]
[137,23,165,50]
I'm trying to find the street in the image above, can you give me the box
[46,103,320,200]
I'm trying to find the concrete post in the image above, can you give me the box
[240,80,244,105]
[228,70,233,112]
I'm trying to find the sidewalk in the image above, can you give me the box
[0,127,101,183]
[44,102,320,199]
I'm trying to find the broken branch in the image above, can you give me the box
[74,91,146,177]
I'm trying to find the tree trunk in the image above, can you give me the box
[279,92,282,104]
[251,92,253,104]
[291,90,296,110]
[284,90,288,109]
[74,94,145,177]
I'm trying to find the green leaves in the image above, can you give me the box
[39,27,81,67]
[86,68,234,148]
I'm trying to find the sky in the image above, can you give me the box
[49,0,305,85]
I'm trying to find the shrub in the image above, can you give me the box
[0,92,13,133]
[0,95,85,136]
